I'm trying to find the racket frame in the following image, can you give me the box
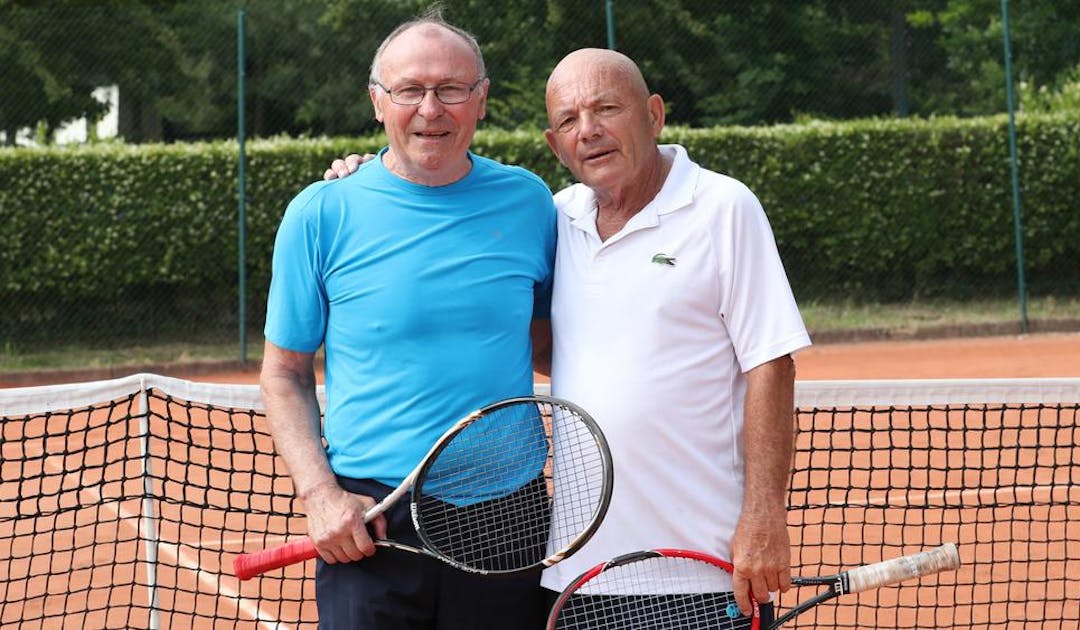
[546,543,961,630]
[546,548,758,630]
[410,395,614,574]
[234,394,613,579]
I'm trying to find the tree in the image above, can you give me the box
[0,3,108,143]
[2,0,1077,144]
[908,0,1080,115]
[0,1,183,144]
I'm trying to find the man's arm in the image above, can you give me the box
[730,353,797,615]
[260,340,386,562]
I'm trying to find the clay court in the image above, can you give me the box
[791,332,1080,380]
[2,332,1078,629]
[191,331,1080,385]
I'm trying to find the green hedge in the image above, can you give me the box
[669,115,1080,302]
[1,113,1077,348]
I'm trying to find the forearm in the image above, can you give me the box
[261,342,387,559]
[260,343,337,500]
[741,354,796,519]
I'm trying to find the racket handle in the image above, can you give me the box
[233,538,318,581]
[846,543,960,594]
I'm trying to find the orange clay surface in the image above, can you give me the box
[192,332,1080,385]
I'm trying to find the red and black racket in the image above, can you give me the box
[234,395,613,580]
[547,544,961,629]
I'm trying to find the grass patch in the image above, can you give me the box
[800,296,1080,333]
[0,335,265,373]
[2,298,1079,374]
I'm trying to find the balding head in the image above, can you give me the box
[369,13,485,87]
[366,13,489,186]
[543,48,666,197]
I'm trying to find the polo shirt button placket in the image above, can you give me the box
[589,247,609,285]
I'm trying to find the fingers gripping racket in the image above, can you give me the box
[234,395,613,580]
[547,544,961,629]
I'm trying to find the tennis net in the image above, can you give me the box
[784,378,1080,630]
[1,375,1077,629]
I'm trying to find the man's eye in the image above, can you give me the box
[438,86,468,99]
[557,118,576,132]
[397,86,424,99]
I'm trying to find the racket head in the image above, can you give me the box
[547,548,760,630]
[410,395,613,574]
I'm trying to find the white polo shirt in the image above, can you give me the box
[542,144,811,594]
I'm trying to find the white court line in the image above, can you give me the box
[155,540,295,630]
[45,456,295,630]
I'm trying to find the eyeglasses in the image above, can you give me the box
[374,78,484,106]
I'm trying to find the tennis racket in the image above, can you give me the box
[234,395,613,580]
[546,543,961,629]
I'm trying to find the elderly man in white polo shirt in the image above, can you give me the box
[539,48,810,623]
[324,46,810,626]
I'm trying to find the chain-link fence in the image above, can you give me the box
[2,0,1079,371]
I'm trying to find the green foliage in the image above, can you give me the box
[0,2,181,140]
[663,113,1080,301]
[1,113,1078,349]
[907,1,1080,116]
[5,1,1080,143]
[1020,63,1080,113]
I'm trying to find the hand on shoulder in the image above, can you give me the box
[323,153,373,180]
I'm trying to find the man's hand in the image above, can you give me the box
[323,153,369,180]
[301,480,388,563]
[730,505,793,616]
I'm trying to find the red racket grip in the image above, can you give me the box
[234,538,318,580]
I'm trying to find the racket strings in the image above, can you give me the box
[548,404,611,545]
[422,475,551,571]
[414,400,608,572]
[553,556,754,630]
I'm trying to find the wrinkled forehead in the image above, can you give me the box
[546,62,641,112]
[379,25,481,83]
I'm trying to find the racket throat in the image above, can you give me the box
[834,573,851,595]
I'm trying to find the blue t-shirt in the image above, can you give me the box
[264,149,556,489]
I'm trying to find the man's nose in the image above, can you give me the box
[416,89,446,117]
[577,111,603,139]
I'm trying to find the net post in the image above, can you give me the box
[137,377,162,629]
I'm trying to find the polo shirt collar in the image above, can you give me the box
[566,143,698,234]
[650,144,697,216]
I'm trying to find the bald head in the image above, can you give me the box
[546,48,650,109]
[542,48,666,198]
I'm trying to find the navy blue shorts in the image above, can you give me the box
[315,477,548,629]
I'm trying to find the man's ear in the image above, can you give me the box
[647,94,666,138]
[370,86,384,123]
[543,128,567,167]
[477,77,490,120]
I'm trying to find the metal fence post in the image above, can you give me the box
[1001,0,1028,332]
[237,7,249,363]
[605,0,616,49]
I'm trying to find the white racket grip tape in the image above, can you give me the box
[845,543,960,594]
